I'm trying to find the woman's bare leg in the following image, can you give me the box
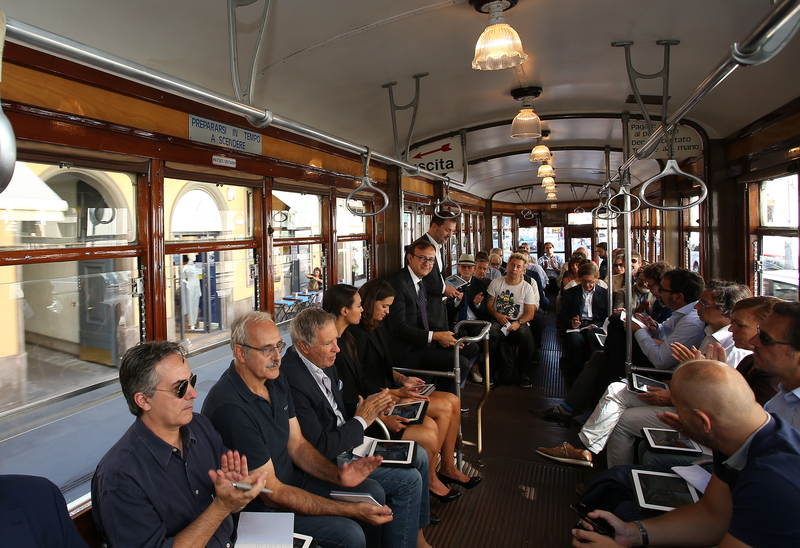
[433,391,475,482]
[402,419,450,495]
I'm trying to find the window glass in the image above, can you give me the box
[273,244,324,325]
[165,179,253,242]
[567,211,593,225]
[501,216,513,260]
[1,161,137,250]
[272,190,322,238]
[760,235,798,300]
[0,258,139,413]
[760,175,798,228]
[337,240,369,289]
[403,211,413,247]
[688,232,701,272]
[518,227,538,251]
[543,226,566,262]
[336,197,367,236]
[571,237,592,254]
[166,249,254,347]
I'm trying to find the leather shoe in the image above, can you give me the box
[438,472,483,489]
[428,513,441,525]
[469,368,484,384]
[535,442,593,467]
[430,488,462,503]
[519,371,532,388]
[528,406,572,427]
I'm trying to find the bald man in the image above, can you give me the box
[572,360,800,548]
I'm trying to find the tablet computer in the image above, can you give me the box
[445,275,468,289]
[627,373,669,393]
[389,401,427,424]
[293,533,316,548]
[630,470,699,513]
[368,440,417,467]
[642,428,703,454]
[417,383,435,397]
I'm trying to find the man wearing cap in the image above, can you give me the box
[446,254,490,330]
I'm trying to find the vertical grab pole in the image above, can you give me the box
[621,113,634,372]
[476,335,491,464]
[604,146,614,320]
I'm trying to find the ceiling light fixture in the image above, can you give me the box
[510,86,543,139]
[530,143,551,162]
[546,191,558,201]
[537,162,555,178]
[471,0,528,71]
[542,176,556,189]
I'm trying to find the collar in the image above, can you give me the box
[297,349,329,385]
[424,232,442,251]
[407,265,423,288]
[133,416,197,471]
[709,324,733,342]
[225,361,269,404]
[582,286,595,297]
[674,301,697,316]
[723,414,772,471]
[776,383,800,405]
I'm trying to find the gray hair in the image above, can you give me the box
[119,341,187,417]
[230,311,273,358]
[290,308,336,346]
[489,253,502,263]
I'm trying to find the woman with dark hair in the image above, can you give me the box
[323,281,482,503]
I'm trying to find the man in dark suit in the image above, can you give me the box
[420,214,459,328]
[387,239,478,393]
[559,262,609,380]
[281,308,434,548]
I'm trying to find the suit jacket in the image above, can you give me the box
[336,323,398,404]
[559,284,609,328]
[385,267,447,363]
[446,276,490,329]
[280,346,364,461]
[420,234,448,327]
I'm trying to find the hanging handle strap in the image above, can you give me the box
[346,147,389,217]
[433,179,461,218]
[0,11,17,195]
[638,159,708,211]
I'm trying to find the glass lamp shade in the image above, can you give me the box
[530,144,551,162]
[542,176,556,189]
[546,191,558,201]
[537,163,555,178]
[511,108,541,139]
[472,24,528,70]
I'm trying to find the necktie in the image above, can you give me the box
[418,283,430,331]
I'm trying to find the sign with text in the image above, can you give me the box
[628,122,703,159]
[408,136,462,174]
[189,115,262,155]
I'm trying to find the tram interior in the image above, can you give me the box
[0,0,799,547]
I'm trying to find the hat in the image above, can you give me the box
[457,254,476,265]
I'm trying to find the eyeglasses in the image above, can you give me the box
[413,255,436,264]
[240,341,287,357]
[757,327,793,347]
[697,300,720,310]
[154,374,197,399]
[631,259,639,263]
[659,287,675,294]
[643,281,660,289]
[613,263,624,268]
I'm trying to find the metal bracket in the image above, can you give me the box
[131,276,144,298]
[383,73,428,165]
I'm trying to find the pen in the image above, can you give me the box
[231,482,272,494]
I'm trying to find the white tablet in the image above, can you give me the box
[418,383,436,396]
[293,533,315,548]
[329,491,382,506]
[389,401,427,424]
[368,439,417,467]
[631,470,699,512]
[627,373,669,393]
[445,274,468,289]
[642,428,703,453]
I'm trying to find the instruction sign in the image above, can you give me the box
[628,122,703,159]
[408,136,462,174]
[189,115,263,155]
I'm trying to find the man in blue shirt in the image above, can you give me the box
[92,341,267,548]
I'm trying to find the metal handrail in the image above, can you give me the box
[3,17,458,188]
[0,11,17,194]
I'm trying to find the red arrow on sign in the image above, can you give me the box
[413,143,452,159]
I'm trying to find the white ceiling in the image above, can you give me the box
[4,0,800,203]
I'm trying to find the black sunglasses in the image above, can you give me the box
[757,327,793,347]
[155,374,197,399]
[240,341,287,358]
[613,263,624,268]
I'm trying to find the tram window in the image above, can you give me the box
[0,259,139,414]
[760,235,798,300]
[272,190,322,238]
[501,216,513,260]
[518,227,537,251]
[755,175,798,300]
[760,175,798,227]
[2,161,137,250]
[336,197,367,236]
[491,215,500,249]
[567,211,593,225]
[542,226,566,262]
[273,244,324,325]
[166,180,252,242]
[403,211,413,247]
[336,241,368,288]
[596,218,619,255]
[166,249,255,346]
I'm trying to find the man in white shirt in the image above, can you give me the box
[486,252,540,388]
[421,215,459,328]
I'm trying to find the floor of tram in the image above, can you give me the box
[426,309,604,548]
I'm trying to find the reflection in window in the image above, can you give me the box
[272,190,322,238]
[0,259,139,413]
[1,162,137,250]
[166,249,255,346]
[166,180,252,242]
[760,235,798,300]
[337,241,368,288]
[273,244,324,324]
[337,197,367,236]
[543,226,566,262]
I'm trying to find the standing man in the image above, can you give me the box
[595,242,608,280]
[281,309,433,548]
[201,312,393,548]
[422,214,459,328]
[92,341,268,548]
[386,239,478,393]
[538,242,563,293]
[486,252,540,388]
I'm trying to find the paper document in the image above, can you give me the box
[672,465,712,494]
[237,512,294,548]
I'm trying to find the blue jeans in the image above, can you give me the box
[369,446,430,548]
[291,472,385,548]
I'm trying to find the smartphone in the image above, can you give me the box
[569,503,615,537]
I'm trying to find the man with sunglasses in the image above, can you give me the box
[92,341,268,548]
[202,312,393,548]
[386,239,478,394]
[751,301,800,429]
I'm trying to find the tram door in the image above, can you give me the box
[568,224,593,257]
[195,252,221,333]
